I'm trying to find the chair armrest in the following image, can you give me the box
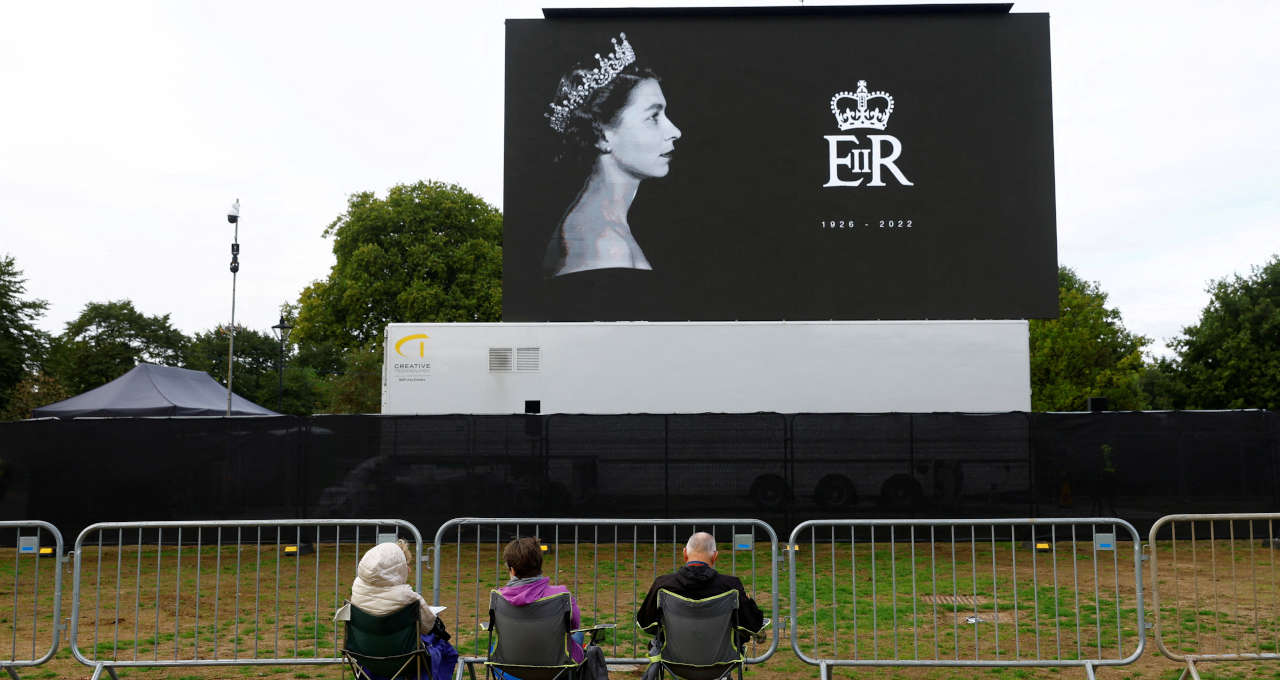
[752,617,771,643]
[572,623,615,644]
[736,617,771,643]
[571,623,615,633]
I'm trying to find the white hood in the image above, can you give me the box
[350,543,436,631]
[357,543,411,587]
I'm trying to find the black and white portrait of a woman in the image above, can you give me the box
[542,33,682,277]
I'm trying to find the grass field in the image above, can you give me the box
[2,526,1280,679]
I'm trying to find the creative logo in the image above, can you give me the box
[394,333,430,358]
[392,333,431,382]
[823,80,913,188]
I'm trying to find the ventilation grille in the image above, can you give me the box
[488,347,513,372]
[516,347,541,372]
[489,346,540,372]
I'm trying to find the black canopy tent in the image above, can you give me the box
[32,364,279,418]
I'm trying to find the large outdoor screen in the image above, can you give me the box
[503,7,1057,322]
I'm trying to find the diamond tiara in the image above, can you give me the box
[547,32,637,134]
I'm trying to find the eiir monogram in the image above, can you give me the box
[823,80,913,188]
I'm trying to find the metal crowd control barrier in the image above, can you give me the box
[1149,513,1280,680]
[432,517,780,679]
[69,519,422,680]
[788,518,1145,679]
[0,521,64,679]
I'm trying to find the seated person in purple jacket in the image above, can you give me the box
[495,537,608,679]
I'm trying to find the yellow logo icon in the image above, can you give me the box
[394,333,430,358]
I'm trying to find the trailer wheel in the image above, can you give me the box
[814,474,857,510]
[749,474,791,510]
[879,474,923,510]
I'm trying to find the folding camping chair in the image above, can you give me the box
[645,589,752,680]
[479,590,611,680]
[340,600,432,679]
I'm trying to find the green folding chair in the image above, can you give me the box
[645,589,748,680]
[341,600,431,680]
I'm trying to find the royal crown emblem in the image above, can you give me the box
[830,80,895,131]
[547,32,637,133]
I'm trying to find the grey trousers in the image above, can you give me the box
[640,639,661,680]
[581,644,610,680]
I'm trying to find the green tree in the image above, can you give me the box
[46,300,189,395]
[183,324,324,415]
[322,345,383,414]
[0,255,50,414]
[185,325,277,405]
[1173,255,1280,409]
[1029,267,1150,411]
[277,301,343,380]
[292,180,501,413]
[1139,356,1189,410]
[294,180,502,354]
[0,372,71,420]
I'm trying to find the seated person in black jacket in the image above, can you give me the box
[635,531,765,660]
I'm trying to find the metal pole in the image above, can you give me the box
[226,250,236,416]
[226,200,240,417]
[276,335,284,412]
[271,315,292,414]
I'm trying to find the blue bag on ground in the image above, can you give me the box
[423,631,459,680]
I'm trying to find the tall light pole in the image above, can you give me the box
[271,314,293,413]
[226,199,240,417]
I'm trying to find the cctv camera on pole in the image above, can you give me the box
[226,199,240,416]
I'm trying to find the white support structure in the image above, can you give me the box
[382,321,1030,415]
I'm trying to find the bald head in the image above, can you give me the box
[684,532,718,564]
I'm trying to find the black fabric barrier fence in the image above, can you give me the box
[1,411,1276,542]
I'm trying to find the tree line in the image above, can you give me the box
[0,181,501,419]
[2,179,1277,419]
[1029,261,1280,411]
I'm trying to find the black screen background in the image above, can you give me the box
[503,12,1057,321]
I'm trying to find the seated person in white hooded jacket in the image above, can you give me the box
[351,540,437,634]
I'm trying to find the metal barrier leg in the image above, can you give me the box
[818,660,830,680]
[1177,659,1202,680]
[84,661,119,679]
[4,666,19,680]
[1084,661,1096,680]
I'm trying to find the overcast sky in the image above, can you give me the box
[2,0,1276,357]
